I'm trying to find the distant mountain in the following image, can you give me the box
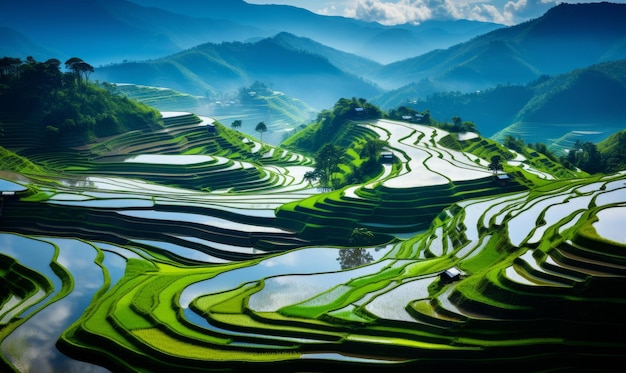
[93,35,383,110]
[0,27,59,61]
[372,2,626,90]
[0,0,186,65]
[0,0,268,66]
[355,19,504,64]
[270,32,382,77]
[119,0,503,64]
[1,0,502,66]
[379,59,626,154]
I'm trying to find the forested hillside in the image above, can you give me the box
[0,57,162,148]
[373,59,626,155]
[93,36,383,110]
[372,2,626,91]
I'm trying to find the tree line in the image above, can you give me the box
[504,135,625,175]
[0,56,162,147]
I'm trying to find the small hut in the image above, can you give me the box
[439,267,463,284]
[495,173,510,186]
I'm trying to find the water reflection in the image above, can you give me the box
[180,246,390,308]
[337,248,374,270]
[0,234,61,318]
[1,238,109,373]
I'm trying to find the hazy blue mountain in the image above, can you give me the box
[127,0,503,64]
[0,0,181,66]
[0,27,60,62]
[0,0,267,66]
[377,59,626,154]
[93,35,383,110]
[373,2,626,91]
[270,32,382,77]
[1,0,502,66]
[355,19,504,63]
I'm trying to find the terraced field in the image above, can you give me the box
[1,112,625,372]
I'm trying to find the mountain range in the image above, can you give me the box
[0,0,500,66]
[372,2,626,91]
[2,1,626,148]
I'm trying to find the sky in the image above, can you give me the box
[244,0,626,26]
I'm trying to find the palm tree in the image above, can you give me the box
[255,121,267,143]
[303,170,318,186]
[231,120,242,131]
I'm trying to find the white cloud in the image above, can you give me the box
[338,0,622,26]
[251,0,626,26]
[344,0,434,25]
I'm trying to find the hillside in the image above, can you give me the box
[108,83,318,146]
[373,59,626,155]
[93,35,383,110]
[597,129,626,172]
[128,0,502,64]
[372,2,626,91]
[1,97,624,371]
[0,58,163,149]
[1,0,501,66]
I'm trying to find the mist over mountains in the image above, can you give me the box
[0,0,500,66]
[2,1,626,148]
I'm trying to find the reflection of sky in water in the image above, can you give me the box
[46,198,154,208]
[250,265,398,312]
[508,193,585,247]
[180,246,389,308]
[300,353,402,363]
[132,239,229,264]
[593,207,626,244]
[594,185,626,206]
[0,178,27,191]
[2,238,109,373]
[0,234,61,318]
[101,251,127,287]
[118,210,288,233]
[176,235,264,255]
[124,154,215,165]
[526,198,591,245]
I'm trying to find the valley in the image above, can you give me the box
[1,1,626,372]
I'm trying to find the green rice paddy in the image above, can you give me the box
[0,108,625,372]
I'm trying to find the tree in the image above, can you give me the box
[337,227,375,270]
[348,227,374,247]
[315,144,346,189]
[64,57,93,86]
[255,121,267,143]
[337,248,374,270]
[362,139,386,161]
[76,61,94,84]
[452,116,462,129]
[231,120,242,131]
[488,155,503,175]
[0,57,22,79]
[303,170,318,186]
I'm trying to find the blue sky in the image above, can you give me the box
[245,0,626,25]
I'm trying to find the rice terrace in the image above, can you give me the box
[2,1,626,372]
[1,94,625,371]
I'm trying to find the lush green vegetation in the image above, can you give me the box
[0,85,624,372]
[376,59,626,157]
[0,57,162,148]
